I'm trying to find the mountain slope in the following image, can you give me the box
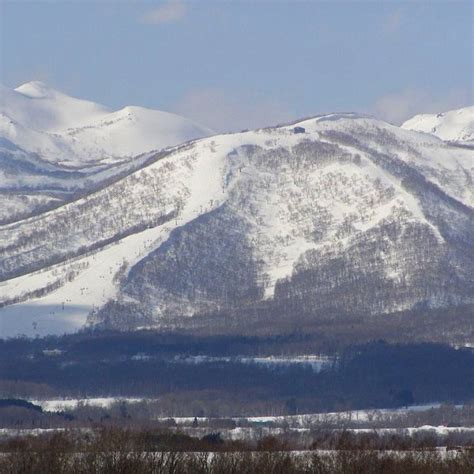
[0,137,164,224]
[0,81,213,224]
[401,106,474,144]
[1,114,472,337]
[0,81,213,166]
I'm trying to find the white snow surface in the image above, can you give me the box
[401,106,474,143]
[0,226,173,336]
[30,397,146,412]
[172,355,333,372]
[0,81,213,166]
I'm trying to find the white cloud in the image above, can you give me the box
[370,88,472,125]
[173,88,296,132]
[140,1,187,25]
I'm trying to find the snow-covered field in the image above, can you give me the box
[30,397,148,412]
[172,355,333,372]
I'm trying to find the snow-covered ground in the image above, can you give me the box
[30,397,148,412]
[0,225,172,337]
[172,355,333,372]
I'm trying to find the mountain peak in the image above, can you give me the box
[15,81,60,99]
[1,82,213,166]
[401,106,474,143]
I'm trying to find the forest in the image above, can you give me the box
[1,426,474,474]
[1,329,473,418]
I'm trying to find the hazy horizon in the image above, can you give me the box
[1,1,472,131]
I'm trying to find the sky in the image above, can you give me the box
[0,0,472,132]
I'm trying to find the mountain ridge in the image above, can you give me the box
[0,81,214,223]
[0,81,214,166]
[0,110,472,337]
[401,106,474,144]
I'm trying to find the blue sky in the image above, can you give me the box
[1,1,472,131]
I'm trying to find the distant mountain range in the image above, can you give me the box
[0,81,213,166]
[0,84,472,338]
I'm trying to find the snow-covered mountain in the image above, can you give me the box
[0,81,213,167]
[1,112,472,338]
[0,139,162,224]
[402,106,474,144]
[0,82,213,224]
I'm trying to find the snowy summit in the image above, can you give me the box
[0,81,214,166]
[401,106,474,144]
